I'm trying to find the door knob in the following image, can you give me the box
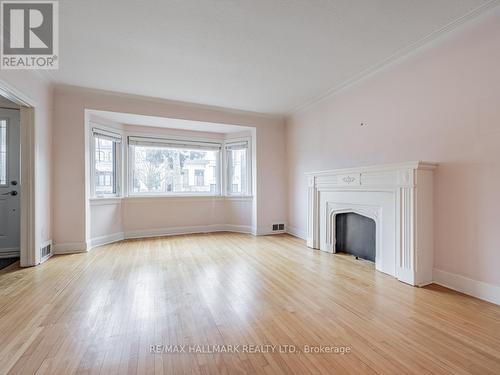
[1,191,17,196]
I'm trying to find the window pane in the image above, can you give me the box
[227,148,248,195]
[130,145,219,194]
[94,136,117,196]
[0,120,6,185]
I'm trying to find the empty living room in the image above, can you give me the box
[1,1,500,374]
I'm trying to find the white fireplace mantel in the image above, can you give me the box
[306,161,437,286]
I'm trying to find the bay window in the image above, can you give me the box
[92,128,121,197]
[90,131,252,199]
[128,137,221,195]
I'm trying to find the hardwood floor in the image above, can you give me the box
[0,233,499,374]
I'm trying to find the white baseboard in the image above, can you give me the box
[433,268,500,305]
[89,232,125,249]
[54,226,255,253]
[286,225,307,240]
[53,242,88,254]
[0,248,20,258]
[221,225,254,234]
[255,223,288,236]
[124,224,253,240]
[257,230,286,236]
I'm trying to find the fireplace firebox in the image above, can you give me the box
[335,212,376,262]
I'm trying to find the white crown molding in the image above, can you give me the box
[55,84,284,121]
[33,70,57,86]
[289,0,500,115]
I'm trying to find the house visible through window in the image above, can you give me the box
[182,169,189,187]
[93,128,121,197]
[0,120,6,185]
[89,132,251,198]
[195,169,204,186]
[128,137,220,195]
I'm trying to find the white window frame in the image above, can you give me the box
[127,135,223,197]
[90,126,122,198]
[88,129,253,200]
[224,137,252,197]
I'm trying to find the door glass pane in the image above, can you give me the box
[0,120,7,185]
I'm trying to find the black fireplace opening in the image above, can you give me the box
[335,213,375,262]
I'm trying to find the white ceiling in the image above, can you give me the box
[89,110,252,133]
[54,0,495,114]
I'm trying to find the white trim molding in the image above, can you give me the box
[290,0,500,114]
[306,161,437,286]
[0,79,38,268]
[0,248,20,258]
[433,268,500,306]
[255,224,288,236]
[89,198,122,206]
[286,225,307,240]
[80,225,255,251]
[53,242,88,254]
[124,224,253,240]
[88,232,125,248]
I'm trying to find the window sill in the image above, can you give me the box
[89,197,122,206]
[225,195,254,201]
[123,195,253,203]
[90,196,253,205]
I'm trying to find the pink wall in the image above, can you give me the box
[53,86,286,248]
[0,71,53,264]
[90,202,123,239]
[90,198,253,241]
[120,198,252,234]
[286,8,500,286]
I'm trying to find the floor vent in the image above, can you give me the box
[272,224,285,231]
[40,243,52,261]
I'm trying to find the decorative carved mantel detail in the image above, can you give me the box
[306,161,437,286]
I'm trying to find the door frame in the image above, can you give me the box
[0,79,37,267]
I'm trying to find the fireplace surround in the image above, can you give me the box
[306,161,437,286]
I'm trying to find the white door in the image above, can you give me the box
[0,109,20,256]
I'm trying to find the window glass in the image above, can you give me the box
[0,120,7,185]
[130,144,219,195]
[226,145,248,195]
[94,136,118,196]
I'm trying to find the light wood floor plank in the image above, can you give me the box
[0,233,499,375]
